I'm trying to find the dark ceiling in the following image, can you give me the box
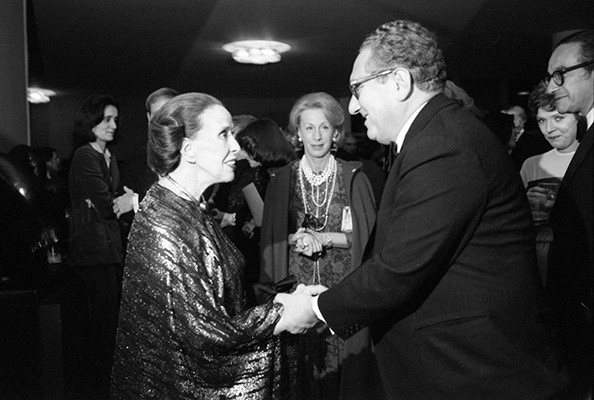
[28,0,593,103]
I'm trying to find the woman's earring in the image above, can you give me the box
[298,137,302,143]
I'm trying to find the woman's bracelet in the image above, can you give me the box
[324,234,332,248]
[304,229,332,248]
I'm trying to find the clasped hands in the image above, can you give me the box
[273,283,328,335]
[289,228,324,257]
[113,186,138,218]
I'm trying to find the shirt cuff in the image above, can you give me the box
[132,193,139,213]
[312,295,326,323]
[312,295,335,335]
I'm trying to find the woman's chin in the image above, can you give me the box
[220,171,235,183]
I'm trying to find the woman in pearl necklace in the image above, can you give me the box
[260,92,378,400]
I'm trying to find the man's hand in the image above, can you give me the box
[301,284,328,296]
[273,285,324,335]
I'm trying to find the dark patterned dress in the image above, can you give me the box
[111,183,284,400]
[287,161,351,400]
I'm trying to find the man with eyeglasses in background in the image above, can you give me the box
[274,19,568,399]
[544,29,594,400]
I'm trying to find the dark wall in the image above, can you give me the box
[0,0,29,153]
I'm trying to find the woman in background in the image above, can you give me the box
[260,92,378,400]
[520,80,582,189]
[231,118,297,303]
[68,94,136,397]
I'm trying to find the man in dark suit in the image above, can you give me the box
[544,29,594,398]
[273,20,567,399]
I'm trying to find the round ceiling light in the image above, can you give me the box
[222,40,291,65]
[27,87,56,104]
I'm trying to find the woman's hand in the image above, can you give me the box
[113,186,138,218]
[242,219,256,238]
[220,212,236,228]
[290,230,323,256]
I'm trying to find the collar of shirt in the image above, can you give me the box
[514,128,525,141]
[587,107,593,130]
[395,100,429,153]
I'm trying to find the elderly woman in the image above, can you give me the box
[111,93,285,399]
[260,92,378,400]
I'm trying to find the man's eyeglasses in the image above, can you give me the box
[349,69,396,99]
[546,60,594,86]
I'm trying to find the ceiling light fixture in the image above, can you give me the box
[27,87,56,104]
[222,40,291,65]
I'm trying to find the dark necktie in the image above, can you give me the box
[383,142,399,173]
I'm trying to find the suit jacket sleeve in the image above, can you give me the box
[347,164,377,269]
[260,163,292,284]
[319,133,488,338]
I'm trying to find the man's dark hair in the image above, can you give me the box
[556,29,594,73]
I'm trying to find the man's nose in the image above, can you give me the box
[348,95,361,115]
[546,78,558,94]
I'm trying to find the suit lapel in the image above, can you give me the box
[382,94,458,199]
[96,150,116,193]
[562,124,593,187]
[110,155,119,193]
[375,95,458,253]
[401,94,457,152]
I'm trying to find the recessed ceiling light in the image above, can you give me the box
[222,40,291,65]
[27,87,56,103]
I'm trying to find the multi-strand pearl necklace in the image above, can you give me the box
[300,155,336,186]
[298,155,337,231]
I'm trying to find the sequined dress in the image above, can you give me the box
[111,184,283,400]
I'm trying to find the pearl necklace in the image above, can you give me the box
[300,155,336,187]
[298,157,337,231]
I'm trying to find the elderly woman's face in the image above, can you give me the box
[192,105,239,184]
[298,108,335,159]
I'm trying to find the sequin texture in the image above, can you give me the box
[111,184,284,399]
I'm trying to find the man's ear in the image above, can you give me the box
[393,68,413,101]
[180,137,197,164]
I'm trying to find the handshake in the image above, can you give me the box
[273,284,328,335]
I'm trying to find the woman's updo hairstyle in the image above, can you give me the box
[288,92,345,147]
[147,92,223,177]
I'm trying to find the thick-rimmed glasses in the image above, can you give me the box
[349,69,396,99]
[546,60,594,86]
